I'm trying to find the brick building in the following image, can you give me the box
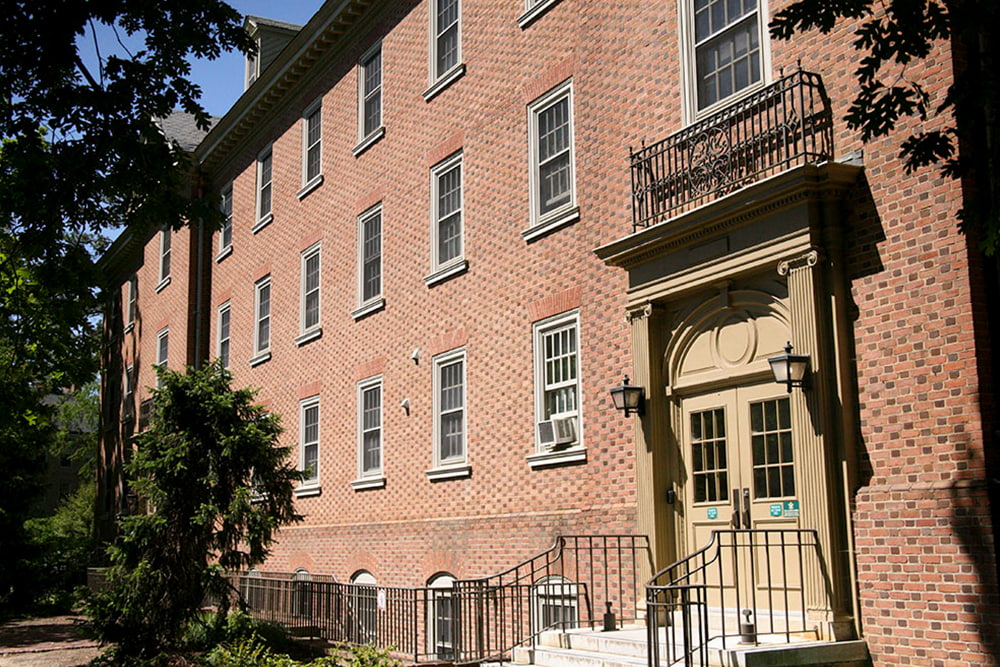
[97,1,999,664]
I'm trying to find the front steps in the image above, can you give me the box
[512,626,870,667]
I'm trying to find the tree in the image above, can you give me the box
[0,1,254,613]
[86,362,302,663]
[770,0,999,252]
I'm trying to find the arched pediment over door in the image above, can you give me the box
[663,278,791,396]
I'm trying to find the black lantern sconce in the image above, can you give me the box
[610,375,645,416]
[768,342,811,392]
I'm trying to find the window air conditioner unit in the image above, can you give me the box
[537,417,577,450]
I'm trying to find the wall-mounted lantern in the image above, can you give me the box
[768,342,810,392]
[610,375,645,416]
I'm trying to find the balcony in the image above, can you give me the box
[630,69,834,231]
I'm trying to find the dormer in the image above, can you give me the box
[244,15,302,90]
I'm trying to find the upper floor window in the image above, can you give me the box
[251,276,271,365]
[353,204,384,319]
[300,100,323,196]
[533,311,581,456]
[526,80,578,240]
[299,243,321,342]
[157,228,171,289]
[428,347,469,479]
[298,396,321,492]
[156,327,169,387]
[687,0,765,116]
[355,43,384,153]
[427,152,466,284]
[219,185,233,259]
[217,301,231,369]
[354,376,384,489]
[123,364,135,419]
[125,275,137,330]
[426,0,463,98]
[255,146,273,231]
[518,0,564,28]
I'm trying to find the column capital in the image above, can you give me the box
[624,302,654,324]
[777,249,821,276]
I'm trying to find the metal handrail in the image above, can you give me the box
[646,529,822,667]
[630,69,833,230]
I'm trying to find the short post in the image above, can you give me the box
[603,601,617,632]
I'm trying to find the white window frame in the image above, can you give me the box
[679,0,771,124]
[427,573,457,659]
[218,184,233,261]
[424,0,464,101]
[251,275,271,366]
[525,80,578,241]
[531,576,579,634]
[157,228,171,291]
[156,327,169,388]
[427,347,469,479]
[353,375,385,489]
[254,145,274,232]
[353,204,384,319]
[529,310,585,468]
[296,395,321,495]
[518,0,565,29]
[349,570,378,644]
[426,151,467,285]
[299,99,323,198]
[125,275,137,332]
[354,41,385,155]
[123,364,135,419]
[297,243,322,344]
[217,301,231,369]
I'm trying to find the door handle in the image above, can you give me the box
[731,488,741,528]
[742,488,751,530]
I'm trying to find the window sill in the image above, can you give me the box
[426,463,471,481]
[353,127,385,157]
[123,322,134,335]
[295,327,322,347]
[294,484,322,498]
[252,213,274,234]
[351,475,386,491]
[216,245,233,263]
[249,351,271,367]
[518,0,563,29]
[297,174,324,200]
[352,297,385,320]
[155,276,171,293]
[522,206,579,243]
[424,259,468,287]
[527,446,587,469]
[423,64,466,102]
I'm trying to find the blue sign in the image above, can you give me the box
[707,507,718,520]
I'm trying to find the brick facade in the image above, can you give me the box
[97,0,1000,663]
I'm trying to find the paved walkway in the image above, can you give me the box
[0,615,102,667]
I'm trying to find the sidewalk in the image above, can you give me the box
[0,615,102,667]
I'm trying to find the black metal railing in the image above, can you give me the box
[630,69,833,230]
[646,529,822,667]
[451,535,652,664]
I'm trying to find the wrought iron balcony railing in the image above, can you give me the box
[630,69,834,230]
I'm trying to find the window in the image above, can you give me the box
[255,146,273,231]
[125,275,137,330]
[526,81,577,239]
[158,228,171,288]
[355,43,383,152]
[217,302,231,369]
[531,311,582,461]
[426,0,463,98]
[532,576,578,634]
[691,407,729,503]
[156,328,169,388]
[427,152,466,284]
[293,569,313,619]
[427,574,456,659]
[251,276,271,365]
[299,244,321,342]
[353,205,384,318]
[750,397,794,498]
[686,0,765,117]
[300,101,323,196]
[353,377,384,488]
[219,185,233,259]
[123,364,135,419]
[428,348,468,478]
[298,396,320,491]
[518,0,564,28]
[349,571,377,644]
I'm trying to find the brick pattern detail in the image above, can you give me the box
[527,286,583,322]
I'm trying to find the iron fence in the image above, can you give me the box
[630,69,833,230]
[646,529,822,667]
